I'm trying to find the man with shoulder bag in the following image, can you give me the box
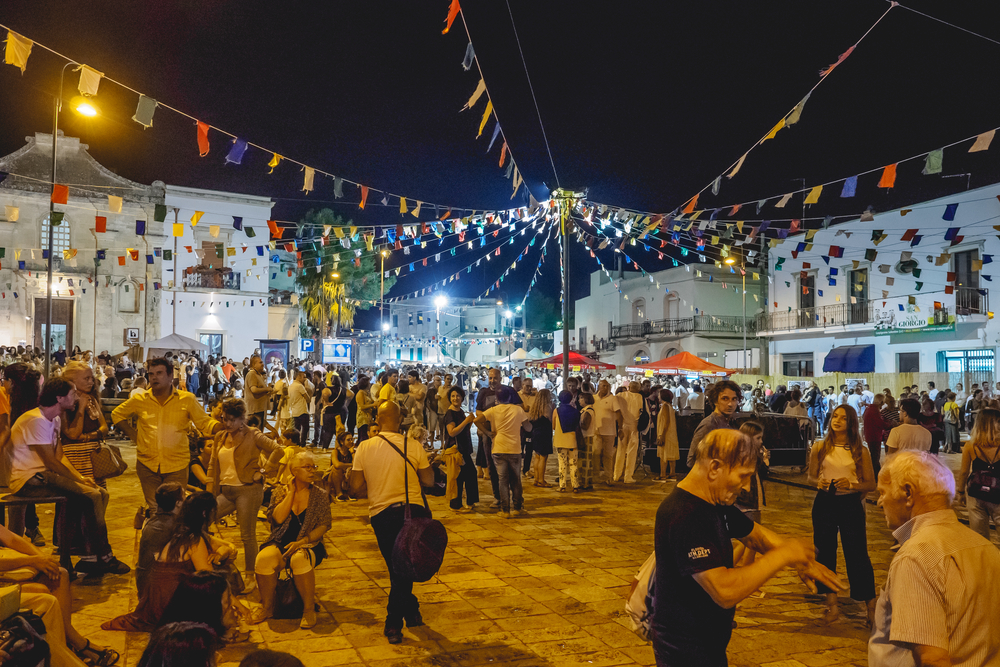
[350,401,442,645]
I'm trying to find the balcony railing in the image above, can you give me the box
[610,315,756,340]
[183,268,240,291]
[758,286,988,333]
[591,338,617,353]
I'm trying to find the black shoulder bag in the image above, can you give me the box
[968,445,1000,504]
[379,434,448,582]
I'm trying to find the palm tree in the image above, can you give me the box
[299,280,356,336]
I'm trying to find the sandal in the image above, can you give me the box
[248,608,273,625]
[223,629,252,643]
[535,481,551,488]
[75,640,120,667]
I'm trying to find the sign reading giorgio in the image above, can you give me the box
[874,306,955,336]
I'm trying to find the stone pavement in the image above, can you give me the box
[41,445,973,667]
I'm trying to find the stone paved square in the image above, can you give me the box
[48,444,977,667]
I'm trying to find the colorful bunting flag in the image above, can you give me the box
[108,195,123,213]
[841,176,857,198]
[4,31,33,73]
[225,138,248,165]
[196,121,210,156]
[878,163,897,188]
[922,149,943,175]
[969,129,995,152]
[133,95,157,128]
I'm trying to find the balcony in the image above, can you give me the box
[591,338,617,353]
[758,286,988,334]
[610,315,756,341]
[182,266,240,291]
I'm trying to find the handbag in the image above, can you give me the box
[0,612,49,667]
[379,434,448,583]
[967,445,1000,503]
[272,564,303,619]
[90,441,128,479]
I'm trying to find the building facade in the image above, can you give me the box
[0,132,295,358]
[382,296,511,365]
[574,263,765,371]
[761,181,996,389]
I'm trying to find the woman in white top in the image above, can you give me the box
[807,404,876,627]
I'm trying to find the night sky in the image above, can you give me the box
[2,1,1000,330]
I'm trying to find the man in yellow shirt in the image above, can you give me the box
[113,357,222,511]
[376,369,399,408]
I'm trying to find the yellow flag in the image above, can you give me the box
[805,229,816,241]
[399,197,408,215]
[108,195,123,213]
[4,31,33,73]
[334,227,344,239]
[252,258,257,266]
[753,273,759,280]
[209,225,220,238]
[762,117,785,142]
[226,247,236,257]
[803,185,823,205]
[62,249,77,259]
[349,226,357,238]
[736,220,743,233]
[711,235,719,245]
[172,223,184,237]
[302,167,315,193]
[75,64,103,96]
[267,153,282,174]
[4,206,18,222]
[411,201,422,218]
[477,101,493,138]
[191,211,204,226]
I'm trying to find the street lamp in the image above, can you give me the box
[44,65,100,378]
[434,295,447,364]
[725,256,748,372]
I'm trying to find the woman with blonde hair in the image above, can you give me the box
[654,389,679,480]
[956,406,1000,540]
[807,404,876,626]
[60,360,110,487]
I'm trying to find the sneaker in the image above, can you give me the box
[404,611,424,627]
[26,527,45,547]
[513,509,526,517]
[74,559,101,574]
[384,621,404,644]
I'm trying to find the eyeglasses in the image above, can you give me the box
[296,464,318,470]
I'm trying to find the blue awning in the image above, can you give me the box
[823,345,875,373]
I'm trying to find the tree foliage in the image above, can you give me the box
[295,209,396,335]
[524,291,573,333]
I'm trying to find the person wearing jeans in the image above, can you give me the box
[10,377,129,574]
[286,371,313,449]
[207,398,284,575]
[350,401,435,645]
[477,385,529,517]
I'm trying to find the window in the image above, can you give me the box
[118,280,139,313]
[954,250,981,314]
[632,298,646,324]
[417,347,423,361]
[578,327,587,353]
[664,293,679,320]
[41,215,71,255]
[662,346,680,359]
[898,352,919,373]
[849,268,868,324]
[200,333,223,357]
[393,314,399,327]
[409,348,414,361]
[783,352,814,377]
[408,313,413,326]
[798,273,815,310]
[396,349,401,360]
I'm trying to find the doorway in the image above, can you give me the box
[34,298,74,351]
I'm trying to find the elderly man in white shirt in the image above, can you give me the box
[869,451,1000,667]
[613,382,646,484]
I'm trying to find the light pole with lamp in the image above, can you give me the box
[45,63,99,377]
[724,256,748,372]
[434,294,447,364]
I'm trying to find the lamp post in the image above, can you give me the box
[725,256,748,372]
[504,309,513,361]
[434,294,447,364]
[45,63,98,378]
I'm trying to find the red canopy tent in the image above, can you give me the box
[626,351,735,377]
[526,350,616,371]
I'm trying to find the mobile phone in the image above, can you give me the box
[828,480,837,494]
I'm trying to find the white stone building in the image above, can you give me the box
[574,263,765,371]
[382,296,509,365]
[761,181,996,388]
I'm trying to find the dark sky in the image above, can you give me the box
[2,1,1000,329]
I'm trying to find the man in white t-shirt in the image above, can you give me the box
[350,401,435,645]
[11,377,129,574]
[592,380,623,484]
[847,386,868,419]
[885,398,932,454]
[927,382,938,402]
[287,371,312,448]
[614,382,646,484]
[477,386,529,517]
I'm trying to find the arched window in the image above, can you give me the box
[633,349,650,364]
[663,293,680,320]
[632,298,646,324]
[118,280,139,314]
[662,346,680,359]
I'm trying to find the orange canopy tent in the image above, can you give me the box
[626,351,735,376]
[526,350,616,371]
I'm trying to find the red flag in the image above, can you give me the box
[95,216,107,233]
[947,272,957,282]
[900,229,918,242]
[442,0,461,34]
[359,185,369,210]
[51,184,68,205]
[439,209,451,221]
[118,256,126,266]
[267,220,278,236]
[129,249,139,261]
[422,258,428,266]
[789,219,800,234]
[945,285,954,295]
[197,121,210,156]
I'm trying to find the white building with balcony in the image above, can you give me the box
[574,262,765,371]
[0,132,291,358]
[761,181,995,388]
[382,296,511,366]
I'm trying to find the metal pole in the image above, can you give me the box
[45,63,72,378]
[336,288,341,338]
[172,208,179,333]
[742,263,747,372]
[91,230,98,351]
[560,200,569,384]
[380,252,385,362]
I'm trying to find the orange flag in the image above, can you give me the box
[878,163,897,189]
[267,219,279,237]
[499,142,507,167]
[196,121,210,156]
[51,184,68,205]
[682,194,699,215]
[442,0,461,34]
[359,185,369,210]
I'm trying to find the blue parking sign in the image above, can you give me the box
[301,339,315,352]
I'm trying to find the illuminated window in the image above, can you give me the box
[41,216,71,255]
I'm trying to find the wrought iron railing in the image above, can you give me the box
[183,269,240,291]
[610,315,756,340]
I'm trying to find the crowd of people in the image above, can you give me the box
[0,342,998,666]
